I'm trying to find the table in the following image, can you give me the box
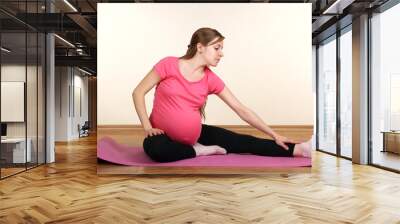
[1,138,32,163]
[381,131,400,154]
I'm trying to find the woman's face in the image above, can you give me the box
[199,38,224,67]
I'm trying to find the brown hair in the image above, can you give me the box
[180,27,225,120]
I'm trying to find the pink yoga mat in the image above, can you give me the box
[97,137,311,167]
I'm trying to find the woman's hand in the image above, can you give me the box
[145,128,165,138]
[273,134,301,150]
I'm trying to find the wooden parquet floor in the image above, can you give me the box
[1,134,400,223]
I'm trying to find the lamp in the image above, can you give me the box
[1,47,11,53]
[54,34,75,48]
[63,0,78,12]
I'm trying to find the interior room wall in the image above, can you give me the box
[88,77,97,132]
[55,66,70,141]
[55,67,89,141]
[1,65,39,138]
[72,72,89,137]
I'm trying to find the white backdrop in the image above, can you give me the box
[1,82,24,122]
[98,3,313,126]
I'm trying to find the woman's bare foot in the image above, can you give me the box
[193,142,227,156]
[293,136,313,158]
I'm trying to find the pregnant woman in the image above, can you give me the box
[132,27,312,163]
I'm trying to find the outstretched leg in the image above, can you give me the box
[197,124,295,157]
[292,136,313,157]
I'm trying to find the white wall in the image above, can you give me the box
[55,67,89,141]
[55,67,69,141]
[72,73,89,137]
[98,3,313,126]
[1,64,45,163]
[1,65,37,137]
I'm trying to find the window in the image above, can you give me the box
[339,28,352,158]
[370,2,400,171]
[317,36,337,154]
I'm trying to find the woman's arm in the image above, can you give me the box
[216,87,279,138]
[132,68,161,131]
[217,86,298,149]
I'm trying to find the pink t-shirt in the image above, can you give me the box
[149,56,225,145]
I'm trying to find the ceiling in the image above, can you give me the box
[0,0,391,75]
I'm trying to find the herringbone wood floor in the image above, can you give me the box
[1,134,400,223]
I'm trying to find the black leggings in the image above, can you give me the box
[143,124,295,162]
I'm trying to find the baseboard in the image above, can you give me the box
[97,124,314,146]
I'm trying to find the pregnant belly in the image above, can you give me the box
[150,110,202,145]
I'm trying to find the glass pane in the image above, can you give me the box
[27,31,38,169]
[371,4,400,171]
[38,32,45,165]
[340,29,352,158]
[390,74,400,130]
[1,31,27,177]
[0,1,46,178]
[74,86,81,137]
[318,37,337,154]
